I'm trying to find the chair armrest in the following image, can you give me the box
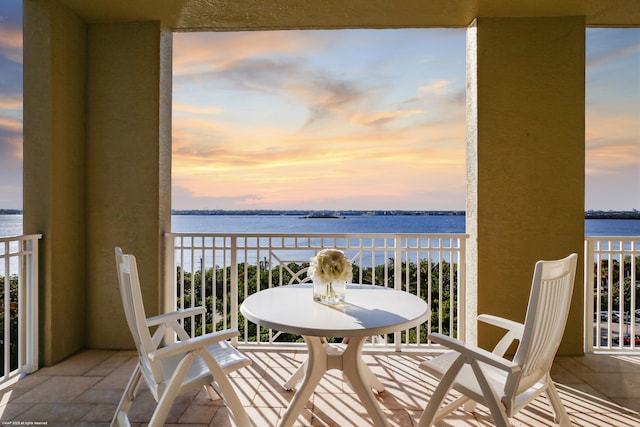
[148,328,240,361]
[477,314,524,357]
[428,333,520,374]
[478,314,524,336]
[146,307,207,327]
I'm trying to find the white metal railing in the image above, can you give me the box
[585,236,640,353]
[166,233,467,351]
[0,234,41,386]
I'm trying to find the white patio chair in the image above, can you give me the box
[418,253,578,427]
[112,247,252,427]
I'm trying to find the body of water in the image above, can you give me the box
[171,214,466,234]
[1,214,640,238]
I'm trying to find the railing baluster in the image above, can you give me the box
[166,232,468,351]
[0,234,42,387]
[3,239,10,378]
[230,236,239,346]
[584,236,640,353]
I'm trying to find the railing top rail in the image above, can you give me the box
[0,234,43,244]
[167,232,469,238]
[585,236,640,241]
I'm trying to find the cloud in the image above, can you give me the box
[0,112,22,209]
[586,112,640,169]
[0,116,22,160]
[586,28,640,69]
[586,143,640,176]
[172,186,263,210]
[0,96,21,110]
[585,163,640,210]
[419,80,450,94]
[173,103,223,115]
[173,31,326,78]
[352,109,424,127]
[176,54,375,131]
[170,28,638,211]
[172,111,464,176]
[0,56,22,98]
[171,120,466,210]
[587,43,640,68]
[0,24,23,64]
[170,29,468,211]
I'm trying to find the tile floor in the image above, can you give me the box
[0,348,639,426]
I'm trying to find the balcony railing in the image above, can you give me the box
[585,236,640,353]
[0,234,41,386]
[2,232,633,384]
[165,233,467,350]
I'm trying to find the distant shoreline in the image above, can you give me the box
[1,208,639,219]
[583,210,640,219]
[171,209,467,217]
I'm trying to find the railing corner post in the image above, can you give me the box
[230,236,239,346]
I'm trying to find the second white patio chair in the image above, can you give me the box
[418,253,578,427]
[112,247,252,427]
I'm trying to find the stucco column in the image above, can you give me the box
[85,22,172,349]
[466,17,585,355]
[23,0,87,366]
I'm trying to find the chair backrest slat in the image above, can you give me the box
[115,247,166,386]
[509,253,577,394]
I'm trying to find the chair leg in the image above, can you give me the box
[470,361,510,427]
[462,399,477,412]
[418,355,466,427]
[148,353,195,427]
[545,381,571,426]
[201,352,252,427]
[204,383,221,400]
[111,364,142,427]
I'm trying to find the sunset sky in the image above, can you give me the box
[1,0,639,211]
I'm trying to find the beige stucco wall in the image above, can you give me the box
[85,22,173,349]
[23,0,87,364]
[467,17,585,355]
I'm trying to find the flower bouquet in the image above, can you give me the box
[308,248,352,304]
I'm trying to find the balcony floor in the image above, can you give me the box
[0,348,639,426]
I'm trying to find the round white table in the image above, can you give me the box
[240,284,430,427]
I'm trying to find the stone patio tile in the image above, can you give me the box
[177,402,219,424]
[12,376,101,404]
[0,401,32,420]
[610,397,640,414]
[579,372,640,398]
[244,405,282,427]
[35,350,115,376]
[569,411,640,426]
[78,403,118,423]
[84,352,134,377]
[12,402,93,424]
[91,356,138,390]
[76,388,125,404]
[0,350,638,426]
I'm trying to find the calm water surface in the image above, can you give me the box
[1,214,640,237]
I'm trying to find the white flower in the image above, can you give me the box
[308,248,353,284]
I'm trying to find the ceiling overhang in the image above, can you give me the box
[56,0,640,31]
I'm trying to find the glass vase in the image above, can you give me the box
[313,281,325,301]
[319,281,346,305]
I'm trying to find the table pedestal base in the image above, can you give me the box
[279,335,389,427]
[283,337,385,393]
